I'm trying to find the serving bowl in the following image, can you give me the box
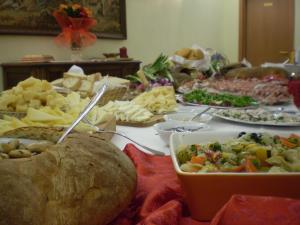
[163,112,213,123]
[169,130,300,221]
[153,121,209,144]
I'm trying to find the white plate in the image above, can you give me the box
[214,111,300,127]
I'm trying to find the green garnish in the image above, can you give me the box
[209,142,222,151]
[183,89,257,107]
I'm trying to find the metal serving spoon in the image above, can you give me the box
[82,118,165,156]
[189,107,211,121]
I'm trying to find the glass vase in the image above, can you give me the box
[70,47,83,61]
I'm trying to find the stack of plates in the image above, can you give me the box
[21,55,55,62]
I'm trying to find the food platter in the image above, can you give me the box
[214,113,300,127]
[176,94,259,109]
[214,109,300,127]
[117,114,164,127]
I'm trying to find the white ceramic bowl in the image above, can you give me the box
[153,121,209,144]
[163,112,213,123]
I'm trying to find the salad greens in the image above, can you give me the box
[127,54,174,85]
[183,89,257,107]
[176,132,300,173]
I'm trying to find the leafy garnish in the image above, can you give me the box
[183,89,257,107]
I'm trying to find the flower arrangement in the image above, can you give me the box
[57,3,92,18]
[53,3,97,53]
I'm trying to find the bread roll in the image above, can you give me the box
[189,49,204,60]
[175,48,192,58]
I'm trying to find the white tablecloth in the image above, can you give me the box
[111,104,300,155]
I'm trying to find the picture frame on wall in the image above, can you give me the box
[0,0,127,39]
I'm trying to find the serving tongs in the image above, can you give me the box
[57,80,165,156]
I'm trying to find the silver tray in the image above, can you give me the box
[214,111,300,127]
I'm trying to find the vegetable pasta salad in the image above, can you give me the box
[176,132,300,173]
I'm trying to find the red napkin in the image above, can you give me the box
[110,144,300,225]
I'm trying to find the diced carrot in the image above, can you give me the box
[245,158,257,172]
[190,156,206,164]
[279,137,297,148]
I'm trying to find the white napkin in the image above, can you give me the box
[66,65,86,77]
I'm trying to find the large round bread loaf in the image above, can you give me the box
[0,133,136,225]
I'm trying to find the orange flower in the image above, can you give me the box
[59,4,67,12]
[72,3,82,11]
[84,7,92,17]
[54,3,93,18]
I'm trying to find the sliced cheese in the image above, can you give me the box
[26,108,61,121]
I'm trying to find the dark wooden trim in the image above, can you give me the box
[239,0,247,61]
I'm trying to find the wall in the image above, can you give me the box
[221,0,239,62]
[0,0,299,90]
[0,0,225,90]
[295,0,300,49]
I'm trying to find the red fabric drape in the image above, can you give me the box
[110,144,300,225]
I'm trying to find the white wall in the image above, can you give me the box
[0,0,299,90]
[221,0,239,62]
[0,0,226,90]
[295,0,300,49]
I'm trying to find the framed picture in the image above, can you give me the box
[0,0,127,39]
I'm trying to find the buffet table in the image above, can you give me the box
[110,103,300,225]
[111,103,300,155]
